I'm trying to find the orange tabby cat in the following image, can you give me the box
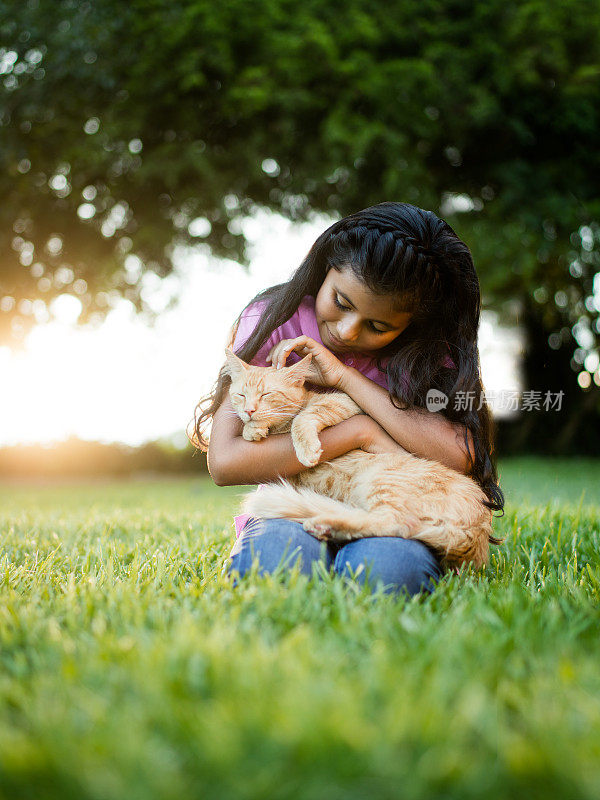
[224,348,494,568]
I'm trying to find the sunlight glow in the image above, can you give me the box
[0,210,521,446]
[49,294,82,324]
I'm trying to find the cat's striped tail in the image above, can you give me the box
[242,481,357,526]
[241,480,490,567]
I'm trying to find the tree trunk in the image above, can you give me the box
[498,297,600,454]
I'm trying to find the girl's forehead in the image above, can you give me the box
[324,266,414,318]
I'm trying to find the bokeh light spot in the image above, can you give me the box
[84,117,100,135]
[188,217,211,237]
[261,158,280,177]
[77,203,96,220]
[50,294,82,324]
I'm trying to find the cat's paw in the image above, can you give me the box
[295,443,323,468]
[305,519,357,543]
[242,423,268,442]
[291,421,323,467]
[292,433,323,467]
[303,519,333,540]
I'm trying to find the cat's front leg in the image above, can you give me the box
[291,393,362,467]
[242,420,270,442]
[291,414,323,467]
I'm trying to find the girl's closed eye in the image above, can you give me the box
[333,295,351,312]
[333,295,389,334]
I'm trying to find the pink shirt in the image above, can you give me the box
[232,295,392,388]
[229,294,452,538]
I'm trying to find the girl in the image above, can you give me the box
[193,202,504,597]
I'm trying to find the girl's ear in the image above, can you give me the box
[283,353,312,385]
[223,348,250,377]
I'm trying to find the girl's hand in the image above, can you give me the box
[359,416,409,456]
[267,336,348,388]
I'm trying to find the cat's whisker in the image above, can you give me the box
[261,402,306,411]
[227,405,306,418]
[228,398,305,412]
[258,407,301,414]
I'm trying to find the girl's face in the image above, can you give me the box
[315,266,412,354]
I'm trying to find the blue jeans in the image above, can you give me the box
[228,518,445,597]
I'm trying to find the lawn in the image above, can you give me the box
[0,458,599,800]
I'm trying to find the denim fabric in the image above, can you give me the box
[228,517,444,597]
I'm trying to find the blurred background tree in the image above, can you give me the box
[2,0,599,449]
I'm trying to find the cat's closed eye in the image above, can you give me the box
[232,390,280,402]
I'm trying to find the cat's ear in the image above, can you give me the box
[284,353,312,385]
[223,348,250,378]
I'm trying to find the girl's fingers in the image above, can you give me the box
[278,343,301,368]
[271,344,284,368]
[267,337,314,369]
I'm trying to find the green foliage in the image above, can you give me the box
[0,463,599,798]
[1,0,600,354]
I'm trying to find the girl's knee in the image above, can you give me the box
[333,537,444,597]
[229,518,332,578]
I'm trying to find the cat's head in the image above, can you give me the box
[224,348,312,426]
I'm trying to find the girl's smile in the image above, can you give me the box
[315,266,413,354]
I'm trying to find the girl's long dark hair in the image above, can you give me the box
[193,201,504,516]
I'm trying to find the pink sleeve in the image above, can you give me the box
[233,513,250,538]
[231,300,279,366]
[442,343,456,369]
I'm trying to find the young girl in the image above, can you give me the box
[193,202,504,597]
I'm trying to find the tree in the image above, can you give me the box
[2,0,599,446]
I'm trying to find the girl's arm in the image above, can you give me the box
[268,336,473,475]
[338,366,473,474]
[208,395,402,486]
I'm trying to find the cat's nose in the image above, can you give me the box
[244,405,257,416]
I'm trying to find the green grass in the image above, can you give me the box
[0,458,599,800]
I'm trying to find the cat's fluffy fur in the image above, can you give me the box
[225,349,494,568]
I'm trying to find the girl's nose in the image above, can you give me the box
[337,317,360,342]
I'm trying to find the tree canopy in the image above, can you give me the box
[2,0,600,427]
